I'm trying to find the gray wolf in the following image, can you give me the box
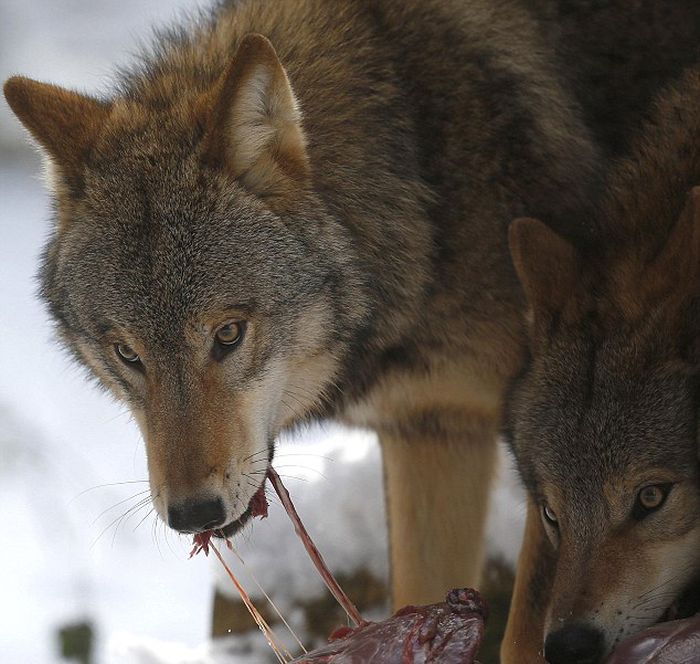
[505,68,700,663]
[4,0,700,660]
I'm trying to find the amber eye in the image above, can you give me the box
[634,484,671,519]
[215,321,243,346]
[542,503,558,526]
[115,343,140,364]
[639,486,664,509]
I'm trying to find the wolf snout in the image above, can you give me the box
[544,623,605,664]
[167,495,226,533]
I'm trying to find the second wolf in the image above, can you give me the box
[505,68,700,662]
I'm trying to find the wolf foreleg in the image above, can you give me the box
[379,418,498,609]
[501,500,553,664]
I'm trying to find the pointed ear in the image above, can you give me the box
[646,187,700,295]
[4,76,110,184]
[202,34,310,207]
[509,218,580,323]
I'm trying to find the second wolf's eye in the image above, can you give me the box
[633,484,672,519]
[542,503,558,525]
[115,343,140,365]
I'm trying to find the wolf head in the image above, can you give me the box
[4,35,369,536]
[505,194,700,661]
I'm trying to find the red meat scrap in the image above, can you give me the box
[250,483,269,518]
[290,588,487,663]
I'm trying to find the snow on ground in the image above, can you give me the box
[108,632,277,664]
[0,2,526,661]
[213,430,524,613]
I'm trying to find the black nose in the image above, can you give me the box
[545,623,605,664]
[168,497,226,532]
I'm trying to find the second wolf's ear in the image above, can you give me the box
[647,187,700,295]
[3,76,110,188]
[509,218,580,327]
[202,34,310,207]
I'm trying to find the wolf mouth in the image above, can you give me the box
[215,476,269,538]
[217,504,253,538]
[214,441,276,537]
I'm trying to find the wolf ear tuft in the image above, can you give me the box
[202,34,310,208]
[509,218,580,325]
[3,76,110,186]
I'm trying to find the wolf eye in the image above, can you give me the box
[215,321,243,345]
[212,321,246,361]
[115,343,140,365]
[541,502,560,547]
[542,503,558,526]
[633,484,672,519]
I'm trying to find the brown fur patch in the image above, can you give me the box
[606,187,700,324]
[145,362,244,502]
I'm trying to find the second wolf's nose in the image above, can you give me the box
[167,496,226,532]
[544,623,604,664]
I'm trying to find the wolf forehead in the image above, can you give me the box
[506,327,700,490]
[40,131,329,332]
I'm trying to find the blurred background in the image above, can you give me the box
[0,2,525,662]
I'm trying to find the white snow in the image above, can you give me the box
[0,2,525,662]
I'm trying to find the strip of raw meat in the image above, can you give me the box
[268,467,364,627]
